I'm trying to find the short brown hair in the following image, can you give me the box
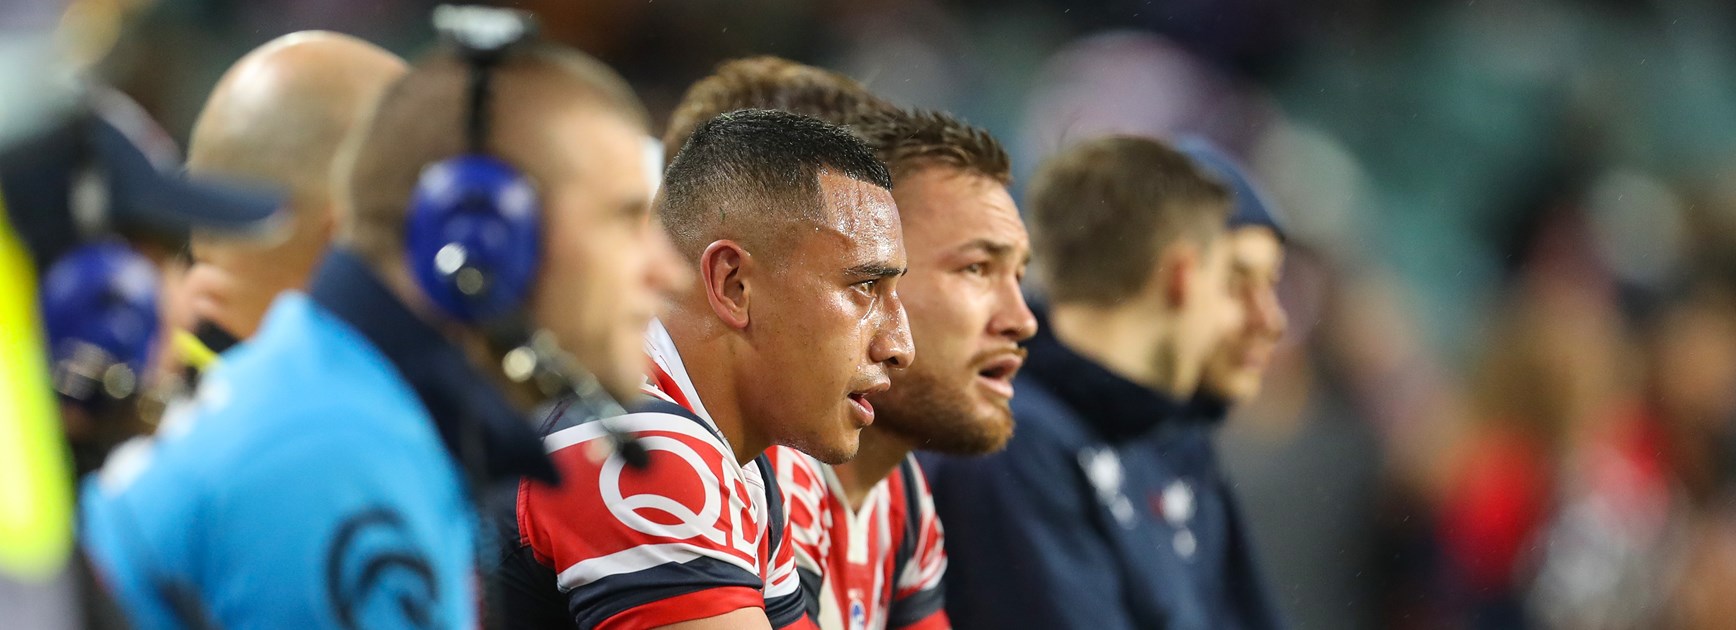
[851,108,1011,184]
[1027,135,1230,306]
[662,56,891,159]
[340,43,646,266]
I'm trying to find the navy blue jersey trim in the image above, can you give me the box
[567,555,763,630]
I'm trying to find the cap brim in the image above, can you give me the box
[90,112,281,238]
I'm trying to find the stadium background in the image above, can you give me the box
[50,0,1736,627]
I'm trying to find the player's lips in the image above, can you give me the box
[847,379,890,427]
[974,353,1024,400]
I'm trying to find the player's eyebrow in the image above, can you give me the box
[958,238,1031,267]
[845,262,908,280]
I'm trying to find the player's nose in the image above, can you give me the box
[990,277,1038,342]
[870,291,914,370]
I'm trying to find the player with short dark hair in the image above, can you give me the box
[503,108,912,630]
[80,9,686,628]
[660,56,1040,630]
[926,135,1272,630]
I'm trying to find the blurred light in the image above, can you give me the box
[1586,168,1685,288]
[1251,119,1371,256]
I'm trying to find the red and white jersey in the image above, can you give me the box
[769,446,950,630]
[513,320,814,630]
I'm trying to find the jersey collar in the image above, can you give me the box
[1021,306,1190,442]
[308,247,557,484]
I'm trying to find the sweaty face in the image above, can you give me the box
[529,108,687,401]
[1200,227,1287,402]
[868,168,1036,455]
[1171,222,1243,395]
[744,171,913,465]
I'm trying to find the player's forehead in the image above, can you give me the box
[1229,226,1283,273]
[808,170,904,265]
[897,168,1028,258]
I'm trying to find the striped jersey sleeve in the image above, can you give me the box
[516,399,772,630]
[889,457,950,630]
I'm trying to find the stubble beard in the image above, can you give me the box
[870,365,1014,456]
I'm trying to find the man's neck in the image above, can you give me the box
[372,257,541,412]
[661,318,769,467]
[1049,302,1187,398]
[833,427,912,510]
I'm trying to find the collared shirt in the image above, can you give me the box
[923,310,1284,630]
[768,446,949,630]
[501,320,811,630]
[80,248,551,629]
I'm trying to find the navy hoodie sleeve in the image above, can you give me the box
[925,406,1139,630]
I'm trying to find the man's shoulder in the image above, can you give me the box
[525,399,759,558]
[220,294,412,405]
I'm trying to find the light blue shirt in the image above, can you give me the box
[79,249,558,629]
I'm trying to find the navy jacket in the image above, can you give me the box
[924,318,1284,630]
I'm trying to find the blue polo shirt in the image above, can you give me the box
[80,249,553,629]
[923,310,1284,630]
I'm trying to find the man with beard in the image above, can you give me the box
[925,136,1270,629]
[661,58,1037,630]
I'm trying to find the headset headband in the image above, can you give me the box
[433,5,537,154]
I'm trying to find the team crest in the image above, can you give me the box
[848,595,867,630]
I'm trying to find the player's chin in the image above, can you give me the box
[957,408,1016,455]
[1217,369,1265,403]
[808,424,862,465]
[919,404,1015,456]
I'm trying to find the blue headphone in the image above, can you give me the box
[41,240,161,403]
[404,6,542,323]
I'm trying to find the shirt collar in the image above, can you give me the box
[1021,306,1190,442]
[308,248,556,484]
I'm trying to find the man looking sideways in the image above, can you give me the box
[180,31,406,353]
[927,135,1259,630]
[505,109,913,630]
[81,12,685,627]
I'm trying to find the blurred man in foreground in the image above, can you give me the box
[80,8,685,627]
[927,136,1276,629]
[503,109,911,630]
[181,30,406,355]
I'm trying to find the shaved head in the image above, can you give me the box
[185,31,406,337]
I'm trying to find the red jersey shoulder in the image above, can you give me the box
[520,410,771,588]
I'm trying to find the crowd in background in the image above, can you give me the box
[36,0,1736,628]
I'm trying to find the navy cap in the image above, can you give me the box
[1175,136,1284,240]
[1,88,280,262]
[86,88,281,237]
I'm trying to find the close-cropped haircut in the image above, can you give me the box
[340,41,647,266]
[851,108,1011,185]
[662,56,892,160]
[659,109,893,263]
[1027,135,1231,307]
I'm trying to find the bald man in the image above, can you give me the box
[183,31,405,347]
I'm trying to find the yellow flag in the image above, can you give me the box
[0,193,75,582]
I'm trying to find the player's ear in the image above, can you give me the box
[1154,241,1199,310]
[700,239,752,330]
